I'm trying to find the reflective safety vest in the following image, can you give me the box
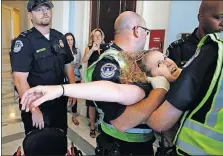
[174,33,223,155]
[85,48,154,142]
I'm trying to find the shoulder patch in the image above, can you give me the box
[13,40,23,53]
[169,36,190,49]
[100,63,118,79]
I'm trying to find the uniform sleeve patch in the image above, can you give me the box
[100,63,118,79]
[13,40,23,53]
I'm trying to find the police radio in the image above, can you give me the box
[52,44,60,54]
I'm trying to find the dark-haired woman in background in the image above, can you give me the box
[65,32,82,126]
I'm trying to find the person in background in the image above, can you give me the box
[65,33,82,126]
[82,28,106,138]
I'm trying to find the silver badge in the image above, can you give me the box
[100,63,117,79]
[13,40,23,53]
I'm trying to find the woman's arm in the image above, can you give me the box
[21,81,145,110]
[63,81,145,105]
[82,47,93,63]
[77,49,82,67]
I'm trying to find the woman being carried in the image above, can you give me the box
[21,50,181,111]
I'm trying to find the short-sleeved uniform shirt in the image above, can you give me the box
[10,27,74,87]
[167,28,200,68]
[92,43,152,123]
[165,39,218,123]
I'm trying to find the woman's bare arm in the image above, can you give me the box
[21,81,146,110]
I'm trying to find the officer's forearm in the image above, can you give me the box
[13,72,31,98]
[13,72,41,113]
[64,64,76,84]
[111,88,167,132]
[146,101,183,132]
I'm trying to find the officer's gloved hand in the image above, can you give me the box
[147,76,170,92]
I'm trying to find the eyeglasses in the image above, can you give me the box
[133,26,150,35]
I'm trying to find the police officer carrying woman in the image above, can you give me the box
[10,0,76,136]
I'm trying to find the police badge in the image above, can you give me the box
[59,40,64,48]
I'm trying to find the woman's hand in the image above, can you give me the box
[21,85,64,112]
[90,42,101,53]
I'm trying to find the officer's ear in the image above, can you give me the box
[28,12,33,20]
[198,13,203,23]
[133,26,140,38]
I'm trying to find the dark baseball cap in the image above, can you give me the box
[27,0,54,12]
[23,128,67,156]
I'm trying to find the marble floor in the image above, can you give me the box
[2,103,97,155]
[2,103,159,155]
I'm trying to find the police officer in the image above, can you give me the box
[10,0,76,135]
[85,11,169,156]
[166,0,223,68]
[148,33,223,155]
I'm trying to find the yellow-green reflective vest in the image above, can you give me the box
[85,48,154,142]
[174,33,223,155]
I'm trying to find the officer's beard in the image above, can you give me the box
[40,16,51,26]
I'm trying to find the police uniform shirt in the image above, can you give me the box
[165,39,218,123]
[167,28,200,68]
[10,27,74,87]
[92,43,152,123]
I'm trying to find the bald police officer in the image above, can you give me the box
[10,0,76,135]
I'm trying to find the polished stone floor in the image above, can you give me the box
[2,102,97,155]
[2,102,159,155]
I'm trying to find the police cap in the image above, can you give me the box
[27,0,54,12]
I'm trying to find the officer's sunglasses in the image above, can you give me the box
[133,26,150,36]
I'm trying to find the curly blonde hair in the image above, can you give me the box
[119,49,157,84]
[88,28,105,46]
[119,51,147,84]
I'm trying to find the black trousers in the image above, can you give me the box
[20,96,68,135]
[96,130,155,155]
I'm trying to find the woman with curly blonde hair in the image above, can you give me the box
[82,28,106,138]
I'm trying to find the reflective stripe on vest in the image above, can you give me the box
[103,122,152,134]
[175,33,223,155]
[101,121,154,142]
